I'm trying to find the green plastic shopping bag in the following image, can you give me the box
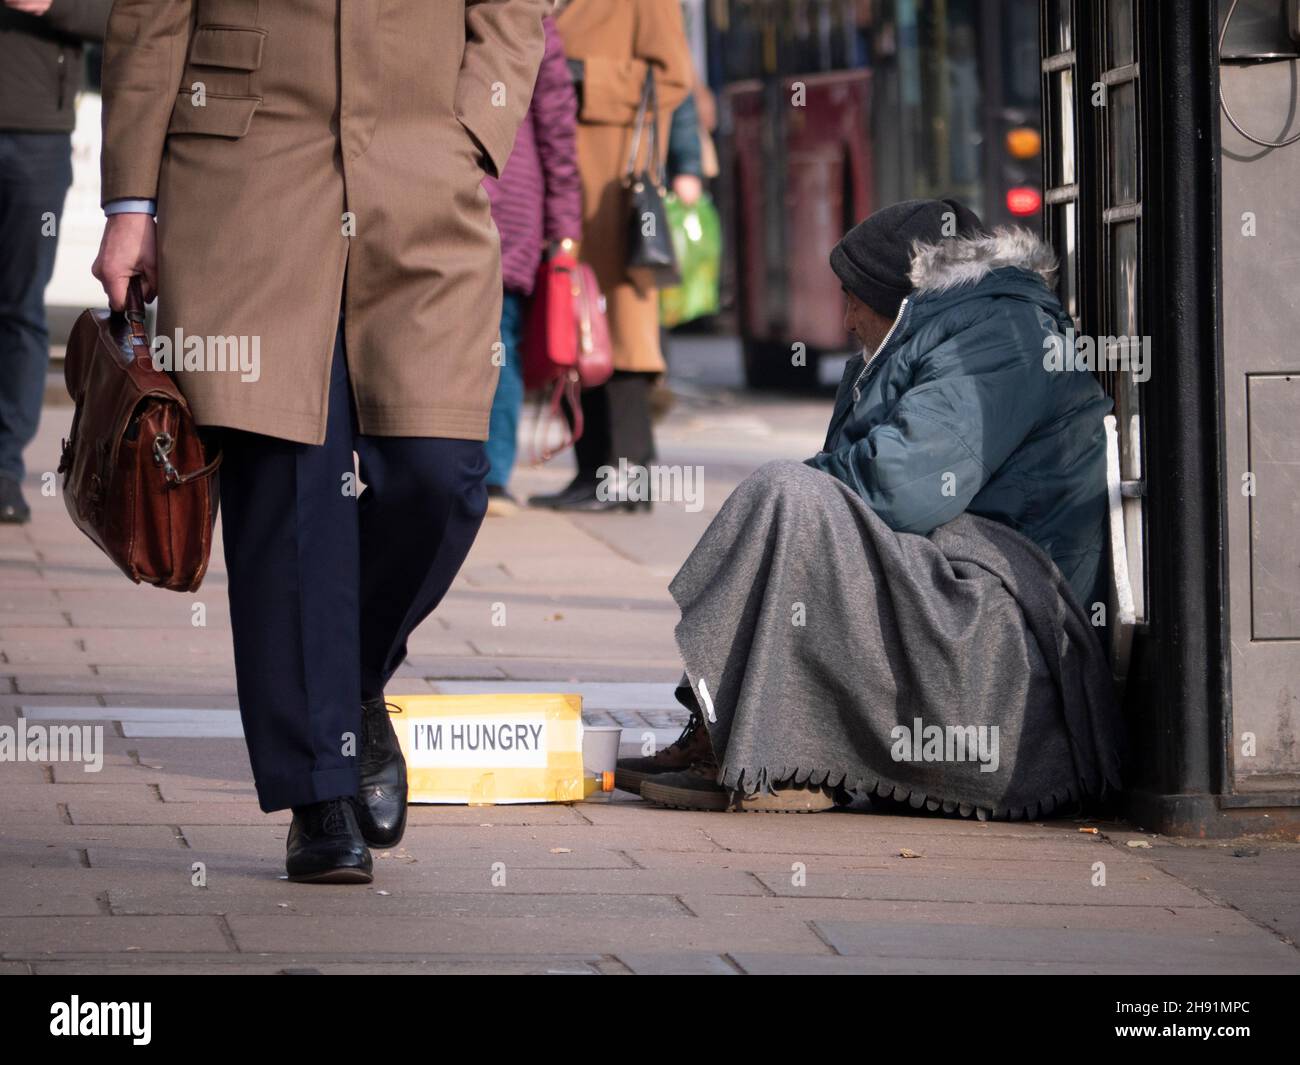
[659,192,722,328]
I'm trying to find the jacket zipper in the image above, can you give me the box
[851,295,909,403]
[821,296,910,450]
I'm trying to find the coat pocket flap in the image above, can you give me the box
[189,25,266,71]
[168,92,261,138]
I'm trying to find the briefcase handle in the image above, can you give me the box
[110,276,151,356]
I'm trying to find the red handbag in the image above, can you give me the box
[522,248,613,462]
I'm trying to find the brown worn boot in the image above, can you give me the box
[614,710,711,795]
[641,763,847,814]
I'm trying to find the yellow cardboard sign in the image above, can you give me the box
[388,692,585,805]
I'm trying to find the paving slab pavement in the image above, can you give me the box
[2,391,1298,974]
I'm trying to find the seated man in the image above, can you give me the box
[620,199,1124,817]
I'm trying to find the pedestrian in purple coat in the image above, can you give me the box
[483,15,584,513]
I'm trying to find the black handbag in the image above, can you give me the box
[623,68,680,287]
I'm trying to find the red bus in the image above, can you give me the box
[706,0,1043,387]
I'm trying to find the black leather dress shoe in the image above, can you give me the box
[285,797,373,884]
[356,696,408,849]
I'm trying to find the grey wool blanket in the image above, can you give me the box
[670,461,1124,820]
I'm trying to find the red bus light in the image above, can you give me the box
[1006,186,1042,216]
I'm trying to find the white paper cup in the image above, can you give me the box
[582,725,623,799]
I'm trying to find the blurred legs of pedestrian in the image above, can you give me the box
[652,325,677,420]
[485,291,526,516]
[530,369,656,511]
[0,131,74,523]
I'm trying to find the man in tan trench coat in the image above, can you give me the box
[92,0,546,884]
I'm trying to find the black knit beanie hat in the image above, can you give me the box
[830,198,986,319]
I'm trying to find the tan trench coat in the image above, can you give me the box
[554,0,692,374]
[101,0,546,445]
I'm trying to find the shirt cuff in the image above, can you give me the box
[104,198,157,216]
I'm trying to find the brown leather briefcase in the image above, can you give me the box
[57,278,222,592]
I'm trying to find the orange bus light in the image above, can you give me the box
[1006,127,1042,158]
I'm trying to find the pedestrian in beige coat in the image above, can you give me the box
[92,0,547,885]
[532,0,693,511]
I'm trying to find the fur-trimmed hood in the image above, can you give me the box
[908,226,1058,295]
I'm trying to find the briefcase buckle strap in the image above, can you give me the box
[152,432,181,485]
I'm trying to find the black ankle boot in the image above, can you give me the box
[355,697,408,848]
[530,477,652,513]
[0,475,30,524]
[527,475,597,508]
[285,797,373,883]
